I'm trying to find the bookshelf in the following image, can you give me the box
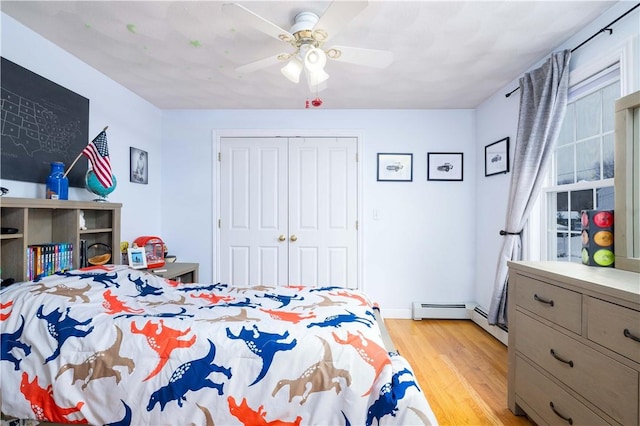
[0,197,121,282]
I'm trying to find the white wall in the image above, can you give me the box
[161,109,476,317]
[0,14,164,244]
[473,1,640,311]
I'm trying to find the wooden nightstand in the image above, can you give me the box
[149,262,199,283]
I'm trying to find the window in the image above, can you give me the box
[542,65,619,262]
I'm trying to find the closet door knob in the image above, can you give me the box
[290,235,298,242]
[278,235,286,242]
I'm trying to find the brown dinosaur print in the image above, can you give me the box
[1,300,12,320]
[55,326,134,390]
[228,396,302,426]
[102,289,145,315]
[197,308,260,323]
[196,403,215,426]
[142,294,192,307]
[234,285,274,293]
[259,308,316,324]
[290,294,348,311]
[30,282,92,303]
[332,330,390,396]
[329,290,370,306]
[20,372,87,424]
[130,319,196,381]
[272,336,351,405]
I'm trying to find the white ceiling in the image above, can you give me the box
[1,1,619,109]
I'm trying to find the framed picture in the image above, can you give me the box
[377,153,413,182]
[127,247,147,269]
[130,147,148,184]
[427,152,463,181]
[485,137,510,176]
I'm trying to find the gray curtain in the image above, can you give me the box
[488,50,571,326]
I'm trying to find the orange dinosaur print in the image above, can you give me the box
[329,290,370,306]
[1,300,12,320]
[332,330,390,396]
[103,289,145,315]
[130,319,196,381]
[259,308,316,324]
[191,292,234,305]
[19,372,87,424]
[228,396,302,426]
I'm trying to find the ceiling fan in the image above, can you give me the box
[223,1,394,92]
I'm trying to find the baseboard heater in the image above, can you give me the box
[412,302,474,320]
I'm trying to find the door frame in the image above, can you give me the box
[214,128,364,289]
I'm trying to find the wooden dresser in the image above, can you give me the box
[507,261,640,426]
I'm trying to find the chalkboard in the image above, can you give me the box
[1,57,89,188]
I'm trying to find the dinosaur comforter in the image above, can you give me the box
[1,265,437,426]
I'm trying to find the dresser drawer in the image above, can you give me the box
[515,356,609,426]
[514,274,582,334]
[516,310,639,426]
[587,296,640,364]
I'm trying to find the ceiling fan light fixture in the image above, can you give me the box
[281,57,303,83]
[304,47,327,72]
[306,68,330,90]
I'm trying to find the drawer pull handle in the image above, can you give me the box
[550,401,573,425]
[534,294,554,307]
[550,349,574,367]
[623,328,640,343]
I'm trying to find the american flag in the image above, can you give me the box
[82,130,113,188]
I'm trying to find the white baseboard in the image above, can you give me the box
[469,306,508,346]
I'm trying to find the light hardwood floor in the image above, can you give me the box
[385,319,534,426]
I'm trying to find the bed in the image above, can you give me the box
[1,265,437,425]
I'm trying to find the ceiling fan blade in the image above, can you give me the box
[326,45,393,68]
[314,1,368,43]
[235,53,289,74]
[223,3,294,43]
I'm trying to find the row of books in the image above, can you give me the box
[26,243,73,281]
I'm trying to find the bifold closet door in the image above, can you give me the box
[219,136,358,288]
[219,138,288,286]
[288,137,358,287]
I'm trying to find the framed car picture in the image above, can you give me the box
[485,137,510,176]
[377,153,413,182]
[427,152,463,181]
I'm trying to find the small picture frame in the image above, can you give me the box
[427,152,463,181]
[377,153,413,182]
[130,147,148,184]
[127,247,147,269]
[485,137,510,176]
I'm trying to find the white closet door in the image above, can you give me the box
[219,137,288,286]
[288,137,358,288]
[219,136,358,288]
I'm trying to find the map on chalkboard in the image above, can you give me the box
[1,57,89,188]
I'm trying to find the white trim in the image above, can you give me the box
[213,129,364,290]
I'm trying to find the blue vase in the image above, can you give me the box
[46,162,69,200]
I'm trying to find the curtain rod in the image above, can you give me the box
[505,2,640,98]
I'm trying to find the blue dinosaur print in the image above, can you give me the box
[307,310,374,329]
[257,292,304,308]
[226,324,297,386]
[366,368,420,426]
[310,286,344,292]
[177,283,229,293]
[113,307,193,320]
[147,339,232,411]
[1,315,31,370]
[38,271,121,288]
[198,297,256,310]
[36,305,94,363]
[128,274,163,297]
[104,400,132,426]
